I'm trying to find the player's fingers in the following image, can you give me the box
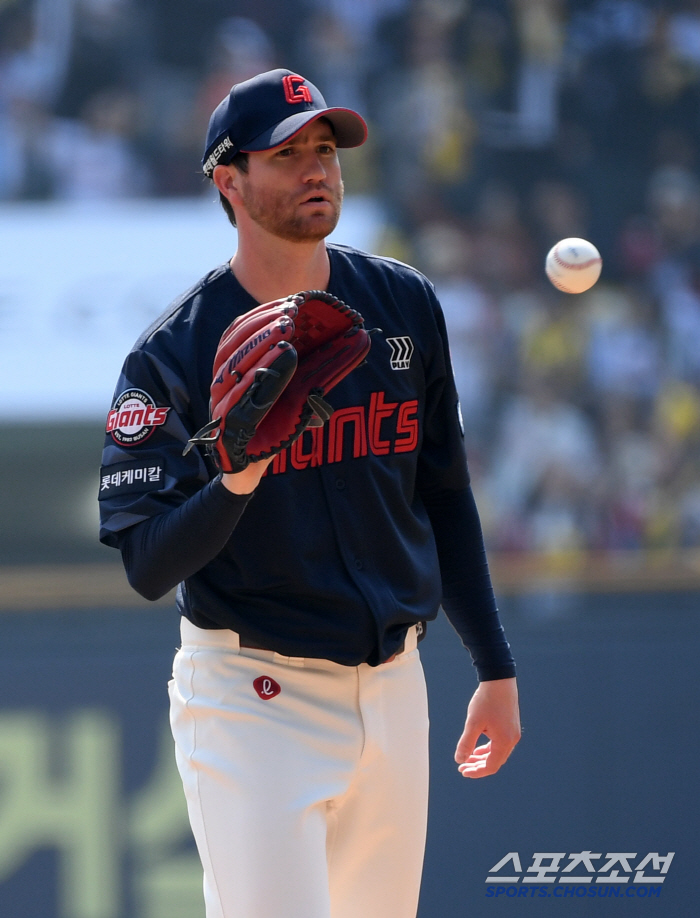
[458,746,490,772]
[461,741,491,760]
[459,734,517,779]
[458,743,492,773]
[454,723,482,764]
[459,752,502,778]
[459,761,491,777]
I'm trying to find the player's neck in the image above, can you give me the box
[230,231,331,304]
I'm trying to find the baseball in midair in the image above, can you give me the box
[545,237,602,294]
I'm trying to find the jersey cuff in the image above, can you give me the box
[211,475,257,507]
[476,663,517,682]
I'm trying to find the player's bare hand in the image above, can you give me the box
[221,456,274,494]
[455,677,520,778]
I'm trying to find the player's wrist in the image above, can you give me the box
[220,459,272,494]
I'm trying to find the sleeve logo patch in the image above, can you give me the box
[98,460,164,499]
[106,389,170,446]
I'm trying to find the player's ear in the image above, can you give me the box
[212,164,242,204]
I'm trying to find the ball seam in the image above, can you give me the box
[552,245,601,271]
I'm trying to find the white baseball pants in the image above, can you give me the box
[168,618,429,918]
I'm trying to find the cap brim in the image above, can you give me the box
[241,108,368,152]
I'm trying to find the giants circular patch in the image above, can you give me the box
[106,389,170,446]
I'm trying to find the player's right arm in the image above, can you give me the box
[98,324,262,600]
[118,458,272,600]
[100,288,306,599]
[118,481,251,600]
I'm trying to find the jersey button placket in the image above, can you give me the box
[332,478,363,570]
[324,469,369,583]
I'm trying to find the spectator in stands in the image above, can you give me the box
[413,220,504,453]
[46,87,152,199]
[585,286,662,402]
[484,369,602,551]
[0,0,72,199]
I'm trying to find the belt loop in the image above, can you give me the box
[403,625,418,654]
[272,653,306,668]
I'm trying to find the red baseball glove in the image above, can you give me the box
[184,291,373,473]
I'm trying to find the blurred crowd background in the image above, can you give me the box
[3,0,700,557]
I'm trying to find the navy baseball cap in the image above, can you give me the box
[202,69,368,177]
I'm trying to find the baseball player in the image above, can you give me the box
[98,69,520,918]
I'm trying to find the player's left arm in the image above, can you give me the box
[416,280,520,777]
[424,485,521,778]
[455,677,521,778]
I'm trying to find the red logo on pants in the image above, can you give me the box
[254,676,281,699]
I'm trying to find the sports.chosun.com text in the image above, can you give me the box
[487,884,662,898]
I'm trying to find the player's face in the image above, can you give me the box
[235,120,344,243]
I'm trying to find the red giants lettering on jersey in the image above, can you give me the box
[268,391,419,474]
[106,389,170,446]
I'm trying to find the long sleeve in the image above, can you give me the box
[422,484,516,681]
[116,477,253,601]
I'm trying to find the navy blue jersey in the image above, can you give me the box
[99,244,515,674]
